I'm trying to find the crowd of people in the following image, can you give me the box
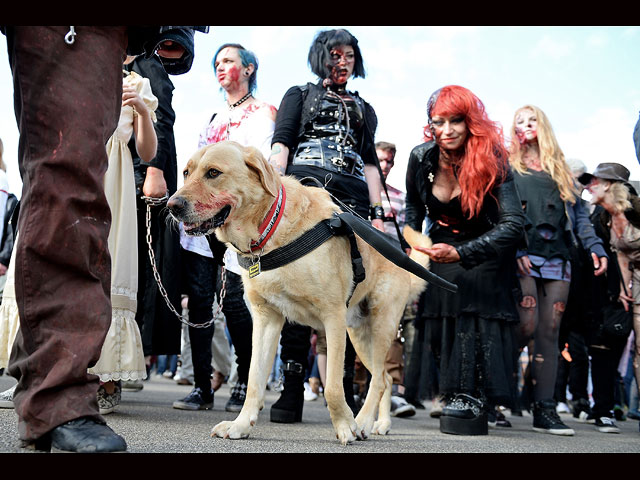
[0,26,638,452]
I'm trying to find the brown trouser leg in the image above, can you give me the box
[5,26,127,442]
[385,337,404,386]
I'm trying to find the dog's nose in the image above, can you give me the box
[167,195,187,215]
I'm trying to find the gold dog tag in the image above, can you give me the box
[248,259,261,278]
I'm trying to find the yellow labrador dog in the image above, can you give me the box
[168,141,435,445]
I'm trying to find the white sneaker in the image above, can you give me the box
[556,402,571,414]
[391,395,416,417]
[0,384,15,409]
[304,382,318,401]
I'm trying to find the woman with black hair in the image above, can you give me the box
[267,28,384,424]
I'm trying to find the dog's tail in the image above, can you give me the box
[403,225,434,303]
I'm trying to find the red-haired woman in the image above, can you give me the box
[405,85,525,435]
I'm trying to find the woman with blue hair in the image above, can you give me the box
[198,43,276,158]
[173,43,276,414]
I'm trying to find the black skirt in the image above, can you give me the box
[422,233,521,406]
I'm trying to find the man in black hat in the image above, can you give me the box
[579,162,640,228]
[578,162,638,196]
[578,161,640,433]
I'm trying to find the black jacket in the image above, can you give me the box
[587,206,630,348]
[405,141,525,269]
[127,56,178,196]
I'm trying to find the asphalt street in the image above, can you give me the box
[1,373,639,454]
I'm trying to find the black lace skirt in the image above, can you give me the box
[437,313,518,407]
[422,244,521,406]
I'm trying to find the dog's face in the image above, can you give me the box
[168,141,281,236]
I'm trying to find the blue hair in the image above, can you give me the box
[212,43,259,94]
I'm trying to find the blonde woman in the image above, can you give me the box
[509,105,608,436]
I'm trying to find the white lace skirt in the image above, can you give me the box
[0,241,19,370]
[88,138,146,382]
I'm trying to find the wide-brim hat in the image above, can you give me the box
[578,162,637,195]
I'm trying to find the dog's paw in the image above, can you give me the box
[372,419,391,436]
[211,420,251,440]
[354,415,374,440]
[334,419,357,446]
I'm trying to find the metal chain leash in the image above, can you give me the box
[142,194,226,329]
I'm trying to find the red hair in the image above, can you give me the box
[423,85,509,219]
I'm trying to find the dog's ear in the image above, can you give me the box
[243,146,281,198]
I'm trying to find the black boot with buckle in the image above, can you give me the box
[439,393,488,435]
[270,360,305,423]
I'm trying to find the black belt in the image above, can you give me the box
[291,139,366,180]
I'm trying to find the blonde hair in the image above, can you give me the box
[607,181,632,214]
[509,105,578,204]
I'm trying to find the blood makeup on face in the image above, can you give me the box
[215,47,243,87]
[329,45,354,85]
[226,65,240,83]
[514,126,536,145]
[514,109,537,145]
[194,192,237,217]
[218,64,240,86]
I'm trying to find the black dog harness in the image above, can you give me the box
[237,210,458,305]
[235,178,457,304]
[237,212,366,305]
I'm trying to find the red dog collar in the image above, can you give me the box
[250,184,286,252]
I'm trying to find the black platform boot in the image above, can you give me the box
[439,393,488,435]
[270,360,305,423]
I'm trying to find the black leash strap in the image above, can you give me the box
[236,210,457,294]
[336,212,458,293]
[328,215,365,284]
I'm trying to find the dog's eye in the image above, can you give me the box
[183,169,189,179]
[207,169,221,179]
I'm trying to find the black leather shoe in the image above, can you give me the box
[21,417,127,453]
[51,417,127,453]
